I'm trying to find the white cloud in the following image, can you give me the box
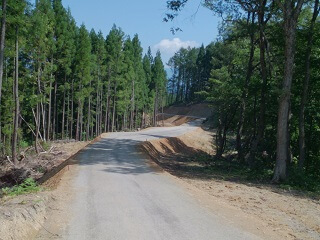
[154,38,199,54]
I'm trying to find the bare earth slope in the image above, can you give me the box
[142,128,320,240]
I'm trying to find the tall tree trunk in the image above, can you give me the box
[52,79,57,140]
[130,78,135,130]
[273,0,304,182]
[95,78,99,136]
[47,58,53,140]
[123,112,126,131]
[70,79,74,139]
[80,103,83,141]
[76,98,81,141]
[105,65,111,132]
[154,87,158,127]
[61,83,66,139]
[0,0,7,111]
[37,64,46,142]
[135,107,139,129]
[99,88,103,134]
[246,4,268,165]
[87,83,91,141]
[66,90,70,138]
[34,105,40,154]
[298,0,319,169]
[41,99,46,142]
[237,12,255,160]
[12,27,19,165]
[87,97,91,141]
[111,81,117,132]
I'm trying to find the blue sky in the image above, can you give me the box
[60,0,220,67]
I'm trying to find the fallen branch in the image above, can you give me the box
[19,114,37,138]
[48,146,54,153]
[24,146,33,153]
[6,156,15,166]
[52,151,63,156]
[39,146,54,155]
[37,142,45,154]
[31,108,44,142]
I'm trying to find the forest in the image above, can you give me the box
[1,0,320,190]
[165,0,320,188]
[0,0,167,164]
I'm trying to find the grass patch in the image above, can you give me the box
[1,178,42,196]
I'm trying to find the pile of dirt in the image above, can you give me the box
[141,128,214,174]
[0,140,88,189]
[141,127,320,240]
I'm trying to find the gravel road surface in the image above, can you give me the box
[36,120,261,240]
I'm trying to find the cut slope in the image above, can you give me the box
[140,127,320,240]
[157,103,211,127]
[164,103,212,118]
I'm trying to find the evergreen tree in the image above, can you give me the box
[74,24,91,140]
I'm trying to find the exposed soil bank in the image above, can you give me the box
[141,128,320,240]
[0,193,48,240]
[163,103,212,118]
[0,139,94,240]
[156,103,212,127]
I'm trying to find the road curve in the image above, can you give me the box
[36,120,261,240]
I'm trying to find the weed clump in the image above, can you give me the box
[1,178,41,196]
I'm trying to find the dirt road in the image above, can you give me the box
[35,120,262,240]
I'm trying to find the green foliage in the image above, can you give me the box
[166,0,320,186]
[0,1,168,162]
[19,140,29,149]
[2,178,42,196]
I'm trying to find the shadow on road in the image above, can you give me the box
[71,138,157,176]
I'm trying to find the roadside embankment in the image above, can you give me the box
[0,136,102,240]
[141,126,320,240]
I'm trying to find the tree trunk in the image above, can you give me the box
[12,27,19,165]
[237,12,255,160]
[0,0,7,110]
[37,64,44,142]
[87,97,91,141]
[130,78,135,130]
[298,0,319,169]
[111,81,117,132]
[273,1,303,182]
[76,100,81,141]
[70,79,74,139]
[47,58,53,140]
[96,78,99,136]
[34,105,40,154]
[87,84,91,141]
[105,65,111,132]
[99,88,103,134]
[154,87,158,127]
[52,79,57,140]
[66,90,70,138]
[61,83,66,139]
[80,103,83,141]
[246,4,268,165]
